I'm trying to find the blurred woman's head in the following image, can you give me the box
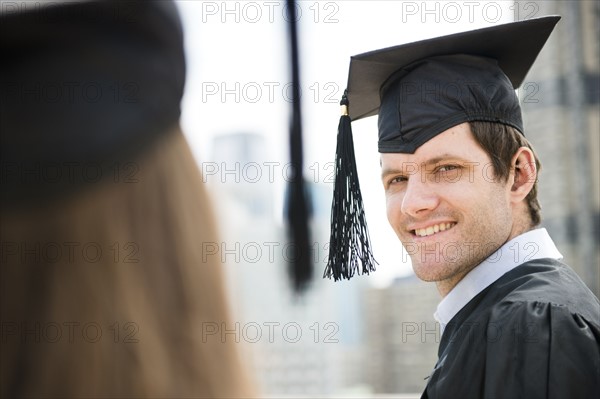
[1,2,255,397]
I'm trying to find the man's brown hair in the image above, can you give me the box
[469,121,542,227]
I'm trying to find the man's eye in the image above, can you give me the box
[437,165,459,173]
[390,176,408,184]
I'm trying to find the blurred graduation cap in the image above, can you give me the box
[0,0,185,206]
[324,16,561,281]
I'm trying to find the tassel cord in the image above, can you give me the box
[325,107,377,281]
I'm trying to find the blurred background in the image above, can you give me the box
[178,1,599,397]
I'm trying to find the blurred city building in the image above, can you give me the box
[518,0,600,296]
[363,277,440,394]
[208,133,369,396]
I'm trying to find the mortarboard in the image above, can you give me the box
[0,0,185,206]
[324,16,561,281]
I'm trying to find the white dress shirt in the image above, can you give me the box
[434,228,563,333]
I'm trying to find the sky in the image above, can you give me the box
[177,0,517,287]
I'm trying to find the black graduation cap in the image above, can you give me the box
[324,16,561,281]
[0,0,185,206]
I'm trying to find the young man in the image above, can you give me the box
[326,17,600,398]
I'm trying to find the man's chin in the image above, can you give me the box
[411,263,444,282]
[410,259,465,283]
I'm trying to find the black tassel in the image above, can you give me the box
[324,91,377,281]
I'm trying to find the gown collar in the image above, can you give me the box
[434,228,562,331]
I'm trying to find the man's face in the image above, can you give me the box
[381,123,514,289]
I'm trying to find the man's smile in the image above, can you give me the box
[409,222,457,238]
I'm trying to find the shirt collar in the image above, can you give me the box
[434,228,562,331]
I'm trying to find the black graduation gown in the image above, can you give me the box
[422,258,600,399]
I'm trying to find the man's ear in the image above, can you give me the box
[509,147,537,203]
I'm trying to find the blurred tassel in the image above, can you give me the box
[324,91,377,281]
[285,0,312,293]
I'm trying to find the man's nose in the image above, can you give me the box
[400,177,439,217]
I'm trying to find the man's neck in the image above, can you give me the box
[436,270,471,298]
[435,224,535,298]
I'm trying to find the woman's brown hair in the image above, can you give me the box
[1,127,256,398]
